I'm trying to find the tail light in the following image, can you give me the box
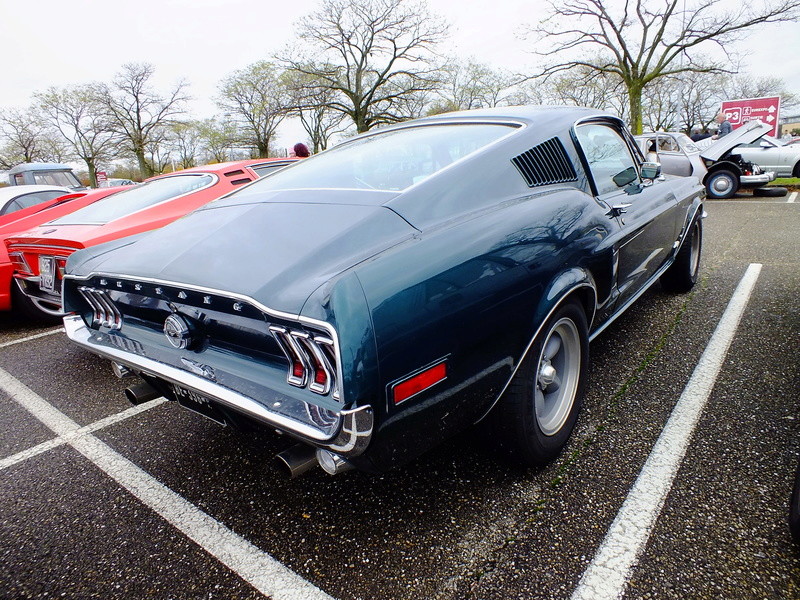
[270,325,340,399]
[9,252,31,275]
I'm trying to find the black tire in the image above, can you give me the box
[661,219,702,293]
[491,300,588,467]
[792,161,800,178]
[705,169,738,199]
[11,280,62,325]
[753,186,788,197]
[790,461,800,543]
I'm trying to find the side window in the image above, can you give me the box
[0,191,64,215]
[575,124,639,196]
[658,136,680,153]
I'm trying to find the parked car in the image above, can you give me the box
[6,158,296,320]
[0,186,126,317]
[7,163,86,190]
[635,120,775,199]
[0,185,72,223]
[60,106,704,475]
[733,134,800,178]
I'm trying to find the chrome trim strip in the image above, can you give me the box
[7,243,79,252]
[64,271,346,402]
[63,315,372,455]
[475,283,596,424]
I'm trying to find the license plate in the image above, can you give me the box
[170,384,225,424]
[39,256,55,292]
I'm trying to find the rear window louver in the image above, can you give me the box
[230,178,252,185]
[224,169,245,177]
[512,137,578,187]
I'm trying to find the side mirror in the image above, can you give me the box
[641,161,662,180]
[760,141,771,148]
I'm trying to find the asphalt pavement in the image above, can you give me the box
[1,195,799,600]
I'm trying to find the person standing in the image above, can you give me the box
[712,112,732,139]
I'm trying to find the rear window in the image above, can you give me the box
[32,171,82,188]
[50,174,213,225]
[235,123,515,193]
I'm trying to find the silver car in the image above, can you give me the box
[636,121,776,199]
[734,135,800,178]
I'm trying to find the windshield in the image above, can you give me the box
[50,173,214,225]
[675,134,699,153]
[33,171,82,188]
[233,123,516,194]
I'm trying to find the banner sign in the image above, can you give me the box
[720,96,781,137]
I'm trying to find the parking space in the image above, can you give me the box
[2,200,799,600]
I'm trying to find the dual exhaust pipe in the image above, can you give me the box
[114,362,353,477]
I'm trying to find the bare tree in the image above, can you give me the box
[99,62,189,177]
[36,85,119,187]
[548,64,629,119]
[432,59,514,113]
[0,107,54,168]
[217,61,291,158]
[285,70,349,153]
[198,118,238,164]
[283,0,449,132]
[527,0,800,133]
[168,121,202,169]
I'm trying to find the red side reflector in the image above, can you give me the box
[393,362,447,405]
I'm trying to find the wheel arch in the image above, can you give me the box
[703,160,742,181]
[475,271,596,424]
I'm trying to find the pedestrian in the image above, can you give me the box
[690,127,711,142]
[712,112,732,139]
[292,143,310,158]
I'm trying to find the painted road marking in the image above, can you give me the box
[571,263,762,600]
[0,327,64,349]
[0,367,335,600]
[788,192,797,203]
[0,397,166,470]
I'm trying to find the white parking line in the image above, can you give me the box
[0,367,335,600]
[788,192,797,203]
[0,397,166,470]
[571,263,762,600]
[0,327,64,349]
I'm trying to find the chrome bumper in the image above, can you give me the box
[63,315,373,457]
[740,171,775,186]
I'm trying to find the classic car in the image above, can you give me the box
[60,106,704,475]
[7,162,86,190]
[733,134,800,178]
[635,120,776,199]
[0,186,128,319]
[6,158,297,320]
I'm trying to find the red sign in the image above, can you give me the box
[95,171,107,186]
[720,96,781,137]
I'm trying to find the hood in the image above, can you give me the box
[697,119,772,161]
[67,200,418,315]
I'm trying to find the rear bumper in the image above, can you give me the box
[63,314,374,456]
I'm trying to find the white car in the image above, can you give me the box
[0,184,71,217]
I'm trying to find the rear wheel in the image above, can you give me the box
[661,219,702,293]
[11,280,63,325]
[705,169,738,199]
[492,300,588,466]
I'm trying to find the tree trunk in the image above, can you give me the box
[85,157,97,188]
[628,83,644,134]
[135,146,153,178]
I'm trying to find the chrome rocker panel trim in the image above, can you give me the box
[63,315,373,457]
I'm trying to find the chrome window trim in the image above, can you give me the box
[7,243,80,252]
[64,271,346,403]
[46,173,219,226]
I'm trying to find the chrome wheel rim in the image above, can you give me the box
[534,317,581,436]
[711,174,733,195]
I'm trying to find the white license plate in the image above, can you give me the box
[39,256,55,292]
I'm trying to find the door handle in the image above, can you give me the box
[608,202,632,218]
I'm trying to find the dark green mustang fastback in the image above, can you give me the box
[62,106,704,475]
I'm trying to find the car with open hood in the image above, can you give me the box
[5,158,297,320]
[635,120,775,199]
[60,106,704,475]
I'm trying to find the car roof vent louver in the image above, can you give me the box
[512,137,578,187]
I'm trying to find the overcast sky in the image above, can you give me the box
[1,0,798,149]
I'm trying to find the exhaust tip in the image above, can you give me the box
[111,362,134,379]
[275,444,319,478]
[124,382,160,405]
[316,449,353,475]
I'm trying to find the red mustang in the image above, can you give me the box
[6,159,296,320]
[0,186,129,318]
